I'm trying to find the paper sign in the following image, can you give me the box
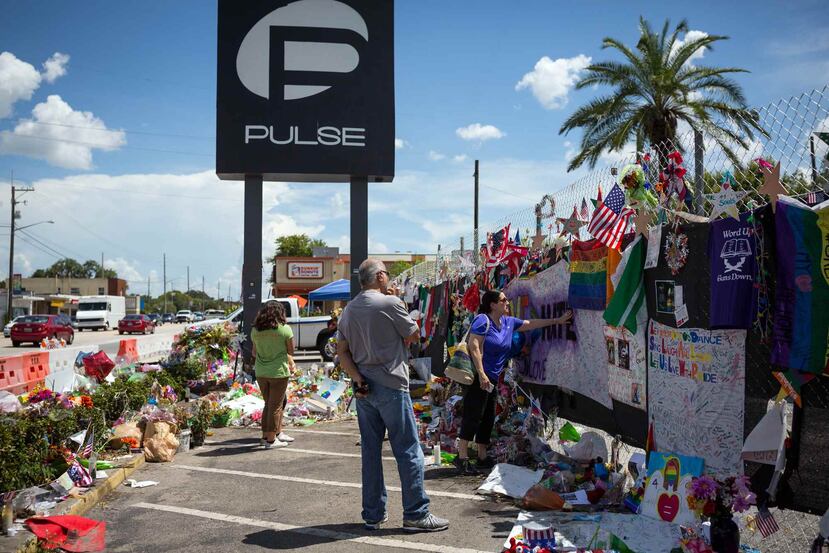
[675,304,689,327]
[560,490,590,505]
[52,471,75,494]
[645,225,662,269]
[674,285,684,307]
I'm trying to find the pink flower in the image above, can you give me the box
[689,476,719,501]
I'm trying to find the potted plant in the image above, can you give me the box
[188,400,213,448]
[685,475,756,553]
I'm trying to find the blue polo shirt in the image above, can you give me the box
[469,314,524,379]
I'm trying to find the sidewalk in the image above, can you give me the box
[88,422,515,552]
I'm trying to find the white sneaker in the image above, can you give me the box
[277,432,294,442]
[263,440,288,449]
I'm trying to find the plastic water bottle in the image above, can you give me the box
[433,443,441,466]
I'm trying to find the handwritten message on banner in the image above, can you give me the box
[648,320,746,475]
[506,262,612,409]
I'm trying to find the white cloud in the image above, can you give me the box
[328,191,347,218]
[262,213,325,246]
[394,138,408,149]
[0,94,126,169]
[670,30,709,67]
[455,123,505,142]
[452,154,468,163]
[104,257,143,283]
[13,253,33,276]
[0,51,42,118]
[515,54,591,110]
[428,150,446,161]
[41,52,70,84]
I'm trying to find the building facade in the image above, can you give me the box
[2,277,128,319]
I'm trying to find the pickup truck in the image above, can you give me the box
[193,297,336,360]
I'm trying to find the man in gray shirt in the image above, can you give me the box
[338,259,449,533]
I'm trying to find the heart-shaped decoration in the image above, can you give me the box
[657,493,680,522]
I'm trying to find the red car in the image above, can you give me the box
[118,314,155,335]
[11,314,75,347]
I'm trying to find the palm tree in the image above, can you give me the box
[560,18,765,171]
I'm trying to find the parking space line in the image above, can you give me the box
[173,464,485,501]
[199,443,396,461]
[132,502,492,553]
[285,428,361,437]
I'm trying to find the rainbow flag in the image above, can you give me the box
[771,197,829,374]
[568,239,608,310]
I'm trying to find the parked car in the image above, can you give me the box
[162,313,174,324]
[193,311,205,322]
[192,298,334,360]
[147,313,161,326]
[176,310,194,323]
[118,314,155,335]
[4,316,24,338]
[11,314,75,347]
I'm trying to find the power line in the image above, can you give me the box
[19,228,89,261]
[56,183,241,203]
[18,230,69,259]
[16,233,62,260]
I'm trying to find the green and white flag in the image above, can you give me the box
[604,235,646,333]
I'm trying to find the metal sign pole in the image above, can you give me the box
[242,174,263,363]
[350,176,368,299]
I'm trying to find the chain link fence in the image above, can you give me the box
[396,85,829,551]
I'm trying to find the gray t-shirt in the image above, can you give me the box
[337,289,419,391]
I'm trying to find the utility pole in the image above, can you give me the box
[147,275,150,298]
[473,160,479,267]
[217,279,220,302]
[6,176,16,323]
[101,252,104,277]
[6,172,34,323]
[163,253,167,314]
[201,275,205,311]
[186,265,190,293]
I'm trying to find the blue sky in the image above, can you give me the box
[1,0,827,297]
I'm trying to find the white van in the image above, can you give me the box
[76,295,126,331]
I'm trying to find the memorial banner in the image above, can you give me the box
[647,320,746,475]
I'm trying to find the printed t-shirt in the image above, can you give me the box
[470,313,524,379]
[708,212,758,329]
[337,289,419,391]
[251,325,293,378]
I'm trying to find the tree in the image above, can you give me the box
[273,234,327,258]
[560,18,765,171]
[386,260,414,279]
[30,258,118,279]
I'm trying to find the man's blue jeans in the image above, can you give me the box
[356,378,430,523]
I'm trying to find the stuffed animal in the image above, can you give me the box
[619,164,658,207]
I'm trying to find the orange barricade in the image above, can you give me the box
[21,352,50,391]
[117,338,139,364]
[0,355,26,394]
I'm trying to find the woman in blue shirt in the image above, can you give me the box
[454,289,572,475]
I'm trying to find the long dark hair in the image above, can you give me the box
[478,290,502,315]
[253,301,287,331]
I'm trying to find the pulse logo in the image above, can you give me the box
[236,0,368,101]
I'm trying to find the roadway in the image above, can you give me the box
[0,322,190,355]
[88,369,513,553]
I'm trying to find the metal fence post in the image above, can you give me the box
[694,129,704,215]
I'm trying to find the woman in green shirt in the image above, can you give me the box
[251,301,296,449]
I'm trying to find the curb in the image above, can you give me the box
[65,454,146,517]
[7,454,146,553]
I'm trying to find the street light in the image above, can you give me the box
[6,220,55,321]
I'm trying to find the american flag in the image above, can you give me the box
[756,508,780,538]
[579,197,589,220]
[587,184,634,250]
[806,190,817,205]
[80,426,94,458]
[523,525,556,549]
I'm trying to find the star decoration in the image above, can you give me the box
[556,207,586,238]
[633,210,650,236]
[531,229,546,251]
[758,162,786,212]
[705,181,746,221]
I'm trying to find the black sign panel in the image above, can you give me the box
[216,0,394,182]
